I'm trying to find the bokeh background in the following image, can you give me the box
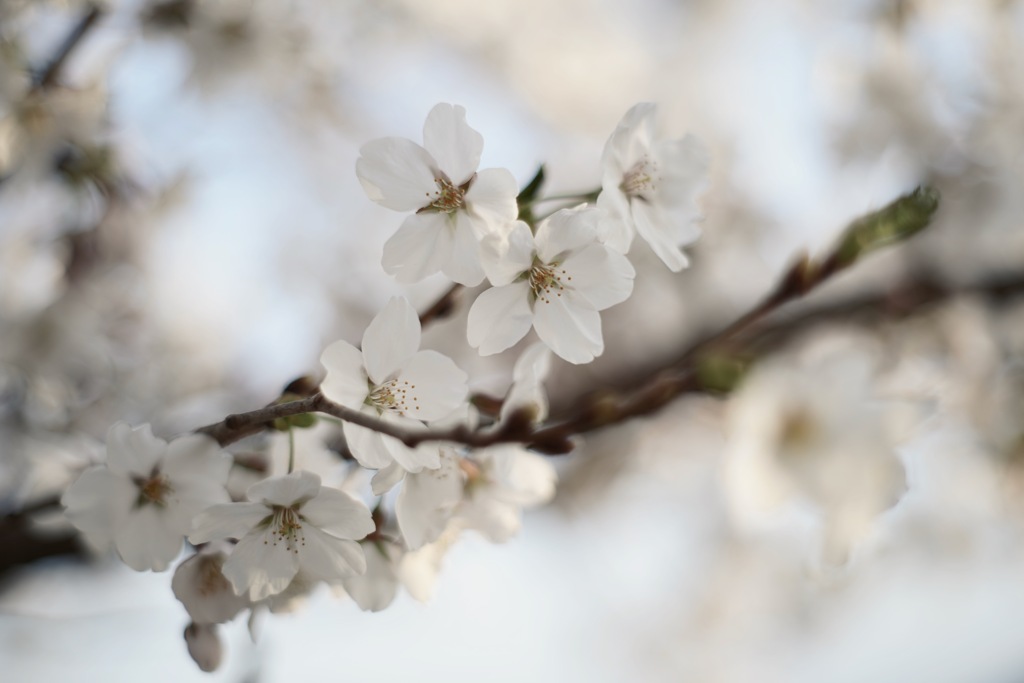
[4,0,1024,681]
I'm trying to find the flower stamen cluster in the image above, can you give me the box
[620,155,659,200]
[265,506,306,554]
[135,472,172,507]
[527,260,568,304]
[424,175,470,213]
[366,378,420,416]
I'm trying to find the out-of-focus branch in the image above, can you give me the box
[418,283,463,326]
[0,495,83,580]
[31,3,104,91]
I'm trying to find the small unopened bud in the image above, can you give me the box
[832,186,940,270]
[696,351,749,395]
[500,406,538,435]
[185,622,223,673]
[530,434,576,455]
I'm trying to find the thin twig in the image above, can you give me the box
[196,253,1024,455]
[418,283,463,326]
[31,4,104,91]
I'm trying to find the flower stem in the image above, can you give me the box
[287,427,296,474]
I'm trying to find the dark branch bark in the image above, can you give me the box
[418,283,463,326]
[195,254,1024,456]
[31,4,104,90]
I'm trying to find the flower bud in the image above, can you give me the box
[184,622,223,673]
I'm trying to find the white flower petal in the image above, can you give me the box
[492,447,558,506]
[300,487,374,540]
[222,527,300,601]
[114,504,182,572]
[299,525,367,580]
[161,434,232,492]
[458,496,521,543]
[341,542,400,612]
[560,243,635,311]
[361,297,421,386]
[466,283,534,356]
[533,294,603,364]
[190,502,269,544]
[382,211,455,284]
[535,206,604,262]
[386,435,442,473]
[632,199,690,271]
[501,343,552,423]
[655,135,710,213]
[172,549,250,624]
[396,453,463,550]
[105,422,164,478]
[61,466,137,547]
[480,220,535,286]
[399,538,449,602]
[421,103,483,186]
[465,167,519,230]
[320,340,370,409]
[595,193,634,252]
[343,420,395,470]
[247,470,321,507]
[439,210,486,286]
[356,137,438,212]
[604,102,657,172]
[371,461,406,495]
[395,350,468,421]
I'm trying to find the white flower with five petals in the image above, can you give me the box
[467,206,635,364]
[320,297,468,472]
[597,103,709,271]
[190,470,375,601]
[356,103,519,285]
[61,423,232,572]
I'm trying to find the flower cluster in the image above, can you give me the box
[357,102,709,364]
[60,101,708,671]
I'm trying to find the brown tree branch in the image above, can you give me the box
[31,4,104,91]
[196,187,997,457]
[418,283,464,326]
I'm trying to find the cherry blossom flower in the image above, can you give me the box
[455,445,557,542]
[189,470,374,601]
[467,206,635,364]
[320,296,468,473]
[61,423,232,572]
[724,343,906,564]
[172,543,251,625]
[356,103,519,286]
[597,103,709,271]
